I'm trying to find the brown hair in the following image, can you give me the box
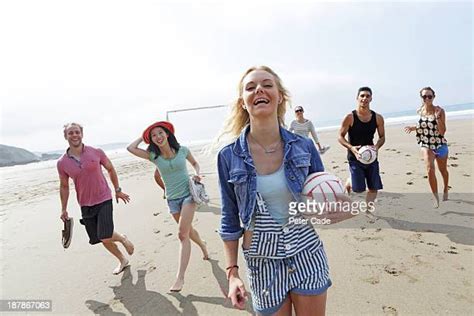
[63,122,83,139]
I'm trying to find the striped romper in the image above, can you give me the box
[243,193,331,315]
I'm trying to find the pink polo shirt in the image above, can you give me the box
[57,145,112,207]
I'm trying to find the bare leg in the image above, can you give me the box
[364,189,378,222]
[422,148,439,208]
[436,155,449,201]
[366,189,378,204]
[170,202,196,292]
[291,291,327,316]
[189,228,209,260]
[172,213,209,259]
[101,233,130,275]
[259,296,292,316]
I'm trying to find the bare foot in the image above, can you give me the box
[345,178,352,195]
[433,195,440,208]
[113,258,130,275]
[201,241,210,260]
[122,234,134,255]
[365,212,378,223]
[443,191,449,201]
[169,278,184,292]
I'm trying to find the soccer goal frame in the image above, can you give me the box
[165,105,229,121]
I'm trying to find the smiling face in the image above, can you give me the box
[150,127,169,148]
[421,89,435,106]
[241,69,282,120]
[357,90,372,109]
[64,125,83,148]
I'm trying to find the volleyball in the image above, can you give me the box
[358,145,377,164]
[302,172,344,203]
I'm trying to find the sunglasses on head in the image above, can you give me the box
[295,109,303,113]
[422,95,434,100]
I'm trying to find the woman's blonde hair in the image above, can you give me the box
[417,86,436,115]
[220,65,291,139]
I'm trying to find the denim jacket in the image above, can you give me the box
[217,125,324,241]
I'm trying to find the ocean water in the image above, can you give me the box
[314,102,474,132]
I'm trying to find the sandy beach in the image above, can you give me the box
[1,119,473,315]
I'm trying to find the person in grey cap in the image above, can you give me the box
[290,105,330,154]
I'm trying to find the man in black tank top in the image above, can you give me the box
[338,87,385,205]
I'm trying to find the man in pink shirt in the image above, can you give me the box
[57,123,134,275]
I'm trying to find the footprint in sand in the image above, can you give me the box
[406,172,412,175]
[332,166,339,169]
[405,154,411,157]
[423,175,428,179]
[449,156,458,160]
[384,265,402,276]
[165,233,173,237]
[407,181,414,185]
[463,174,470,177]
[426,242,439,247]
[153,212,161,216]
[153,229,160,234]
[382,305,398,315]
[445,250,458,254]
[363,276,380,285]
[451,163,459,167]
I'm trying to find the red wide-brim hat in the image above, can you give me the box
[142,121,175,144]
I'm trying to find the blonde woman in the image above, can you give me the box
[217,66,355,315]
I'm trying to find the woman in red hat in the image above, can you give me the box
[127,121,209,292]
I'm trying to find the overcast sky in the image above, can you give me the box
[0,0,472,152]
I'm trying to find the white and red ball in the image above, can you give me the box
[302,172,345,203]
[358,145,377,164]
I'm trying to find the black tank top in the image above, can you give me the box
[347,110,377,161]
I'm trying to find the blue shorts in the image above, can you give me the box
[243,244,331,315]
[349,159,383,193]
[166,194,194,214]
[433,144,449,158]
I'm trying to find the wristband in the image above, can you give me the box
[226,265,239,280]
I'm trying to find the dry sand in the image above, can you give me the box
[1,119,473,315]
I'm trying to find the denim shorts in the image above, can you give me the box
[433,144,449,158]
[349,159,383,193]
[166,194,194,214]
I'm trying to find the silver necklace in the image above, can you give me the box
[248,133,281,154]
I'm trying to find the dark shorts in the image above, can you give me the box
[349,159,383,193]
[80,199,114,245]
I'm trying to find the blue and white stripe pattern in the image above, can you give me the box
[243,193,331,314]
